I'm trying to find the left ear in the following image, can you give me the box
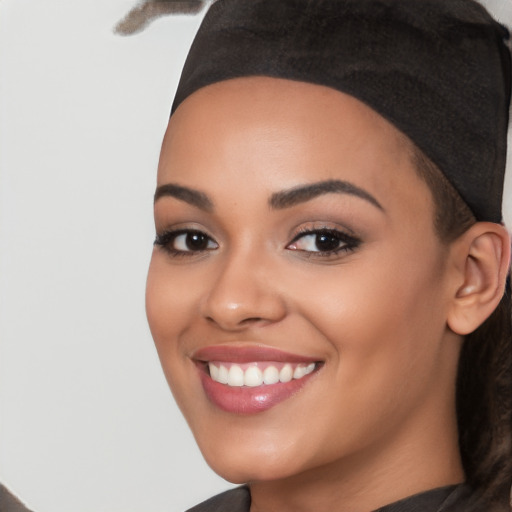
[447,222,511,335]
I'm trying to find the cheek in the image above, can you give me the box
[145,253,199,374]
[146,254,208,418]
[296,246,448,401]
[146,253,197,338]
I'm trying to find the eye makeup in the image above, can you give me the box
[287,227,361,258]
[154,223,362,261]
[154,228,218,257]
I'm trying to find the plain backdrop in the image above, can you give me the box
[0,1,511,511]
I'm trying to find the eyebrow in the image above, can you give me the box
[154,179,383,213]
[154,183,213,212]
[269,179,384,211]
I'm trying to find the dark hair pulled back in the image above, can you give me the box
[413,146,512,510]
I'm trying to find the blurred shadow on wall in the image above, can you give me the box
[114,0,208,35]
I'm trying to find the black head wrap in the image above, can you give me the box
[171,0,511,222]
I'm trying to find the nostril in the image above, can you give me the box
[240,317,264,325]
[205,315,264,327]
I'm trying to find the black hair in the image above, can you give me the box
[413,145,512,510]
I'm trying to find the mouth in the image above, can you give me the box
[193,346,322,414]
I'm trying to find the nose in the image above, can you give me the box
[200,251,287,331]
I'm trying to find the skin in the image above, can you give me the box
[146,77,468,512]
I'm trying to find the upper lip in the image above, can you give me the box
[193,344,320,364]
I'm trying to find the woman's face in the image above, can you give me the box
[146,77,461,484]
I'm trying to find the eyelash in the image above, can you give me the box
[154,227,360,258]
[154,229,219,258]
[287,227,360,257]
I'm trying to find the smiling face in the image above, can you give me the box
[146,77,464,493]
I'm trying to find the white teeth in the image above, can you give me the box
[263,366,280,385]
[209,364,220,381]
[293,365,307,379]
[228,365,245,387]
[208,362,317,387]
[218,365,229,384]
[244,366,263,387]
[279,364,293,383]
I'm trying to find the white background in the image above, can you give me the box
[0,1,511,511]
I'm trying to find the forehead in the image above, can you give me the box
[167,76,407,153]
[159,77,432,219]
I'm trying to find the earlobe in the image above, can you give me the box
[447,223,511,336]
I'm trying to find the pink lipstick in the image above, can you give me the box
[194,346,321,414]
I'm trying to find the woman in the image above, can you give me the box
[146,0,512,510]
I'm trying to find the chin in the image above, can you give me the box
[195,427,319,484]
[204,454,303,485]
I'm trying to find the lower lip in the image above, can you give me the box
[199,368,315,414]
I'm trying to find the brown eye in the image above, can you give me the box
[287,229,360,256]
[181,232,211,251]
[154,229,218,255]
[314,233,343,252]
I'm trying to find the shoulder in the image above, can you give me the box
[376,484,508,512]
[185,486,251,512]
[437,484,508,512]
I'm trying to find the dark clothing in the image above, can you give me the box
[186,484,499,512]
[0,484,33,512]
[186,486,250,512]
